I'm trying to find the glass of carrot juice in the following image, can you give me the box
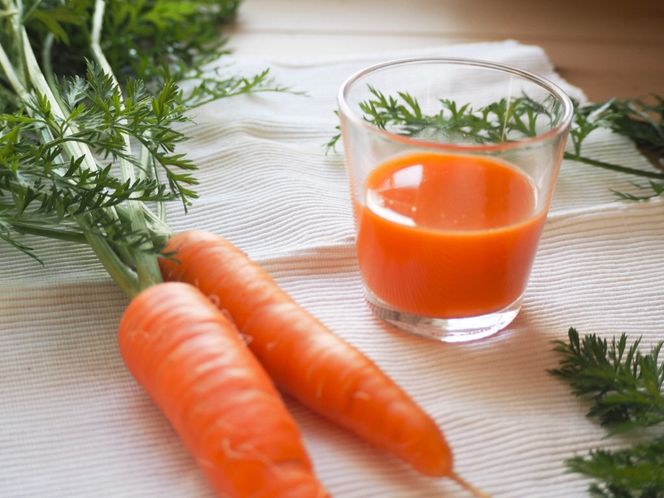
[338,58,574,343]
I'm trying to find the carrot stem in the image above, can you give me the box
[0,37,27,99]
[89,0,163,292]
[8,221,88,244]
[84,227,139,297]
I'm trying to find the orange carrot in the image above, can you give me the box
[118,281,328,498]
[160,230,454,478]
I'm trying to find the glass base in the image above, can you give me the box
[365,290,521,343]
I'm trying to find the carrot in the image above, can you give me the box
[118,281,328,498]
[160,230,454,478]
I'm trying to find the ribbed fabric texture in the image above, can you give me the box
[1,41,662,497]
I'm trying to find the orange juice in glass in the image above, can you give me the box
[338,58,573,342]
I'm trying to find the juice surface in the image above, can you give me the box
[356,152,546,318]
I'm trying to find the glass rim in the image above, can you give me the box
[337,57,575,152]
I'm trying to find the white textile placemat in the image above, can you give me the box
[1,40,663,498]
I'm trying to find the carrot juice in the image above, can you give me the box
[356,152,546,318]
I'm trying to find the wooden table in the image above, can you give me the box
[228,0,664,101]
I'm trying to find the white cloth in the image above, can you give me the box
[1,40,663,498]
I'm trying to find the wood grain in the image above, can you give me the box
[227,0,664,100]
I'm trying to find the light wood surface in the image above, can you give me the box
[227,0,664,101]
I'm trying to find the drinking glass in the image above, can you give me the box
[338,58,574,343]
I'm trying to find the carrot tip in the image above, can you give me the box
[449,472,491,498]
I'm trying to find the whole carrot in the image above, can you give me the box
[160,230,454,478]
[118,281,328,498]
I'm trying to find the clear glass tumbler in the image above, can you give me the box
[338,58,574,343]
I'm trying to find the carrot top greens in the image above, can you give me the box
[0,0,282,295]
[551,329,664,434]
[551,329,664,498]
[328,89,664,199]
[7,0,279,106]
